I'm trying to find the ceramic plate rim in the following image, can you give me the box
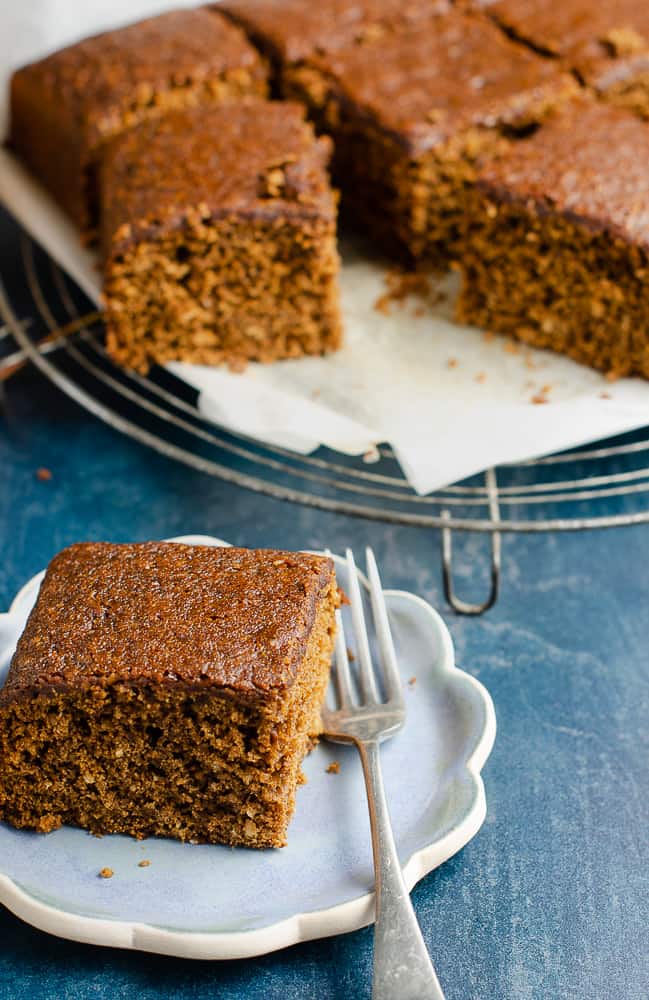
[0,535,496,959]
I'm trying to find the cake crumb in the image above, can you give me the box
[504,340,520,354]
[346,646,355,661]
[531,392,549,405]
[475,371,486,383]
[408,676,417,687]
[447,357,458,369]
[374,292,392,316]
[605,370,620,383]
[326,761,340,775]
[36,467,52,481]
[138,859,151,868]
[374,268,446,317]
[599,391,612,400]
[99,867,113,879]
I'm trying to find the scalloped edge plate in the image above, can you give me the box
[0,535,496,959]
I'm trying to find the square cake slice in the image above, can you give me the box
[100,100,342,373]
[479,0,649,119]
[9,9,268,235]
[457,100,649,379]
[268,8,578,266]
[0,543,339,848]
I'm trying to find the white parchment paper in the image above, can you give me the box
[3,1,649,493]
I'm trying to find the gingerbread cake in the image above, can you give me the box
[220,0,450,79]
[100,99,341,373]
[231,6,577,266]
[477,0,649,118]
[0,542,338,848]
[9,9,267,235]
[457,100,649,379]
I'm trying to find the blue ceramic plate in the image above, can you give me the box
[0,535,496,959]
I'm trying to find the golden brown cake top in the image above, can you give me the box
[220,0,450,63]
[1,542,335,704]
[100,99,335,258]
[483,0,649,89]
[477,100,649,250]
[303,11,578,155]
[10,9,266,145]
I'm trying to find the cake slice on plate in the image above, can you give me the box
[0,542,338,848]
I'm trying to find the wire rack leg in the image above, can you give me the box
[441,468,502,615]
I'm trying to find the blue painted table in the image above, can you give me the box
[1,236,647,1000]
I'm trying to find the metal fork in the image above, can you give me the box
[322,548,445,1000]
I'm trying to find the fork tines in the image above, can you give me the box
[327,547,404,712]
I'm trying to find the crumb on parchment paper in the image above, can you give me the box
[99,867,113,879]
[138,860,151,868]
[374,268,447,317]
[326,761,341,775]
[408,676,417,687]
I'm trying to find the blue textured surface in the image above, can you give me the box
[1,253,648,1000]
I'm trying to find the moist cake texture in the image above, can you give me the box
[457,100,649,379]
[0,542,338,848]
[9,9,267,235]
[100,100,341,373]
[481,0,649,118]
[271,8,578,265]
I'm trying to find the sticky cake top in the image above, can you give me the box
[304,11,577,155]
[220,0,450,64]
[477,101,649,251]
[100,99,335,258]
[1,543,335,703]
[10,9,266,146]
[485,0,649,89]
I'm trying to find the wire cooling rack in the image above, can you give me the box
[3,229,649,615]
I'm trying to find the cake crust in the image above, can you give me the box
[220,0,450,66]
[473,100,649,251]
[9,9,268,233]
[100,101,337,259]
[2,542,334,703]
[480,0,649,117]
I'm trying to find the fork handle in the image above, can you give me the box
[358,739,445,1000]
